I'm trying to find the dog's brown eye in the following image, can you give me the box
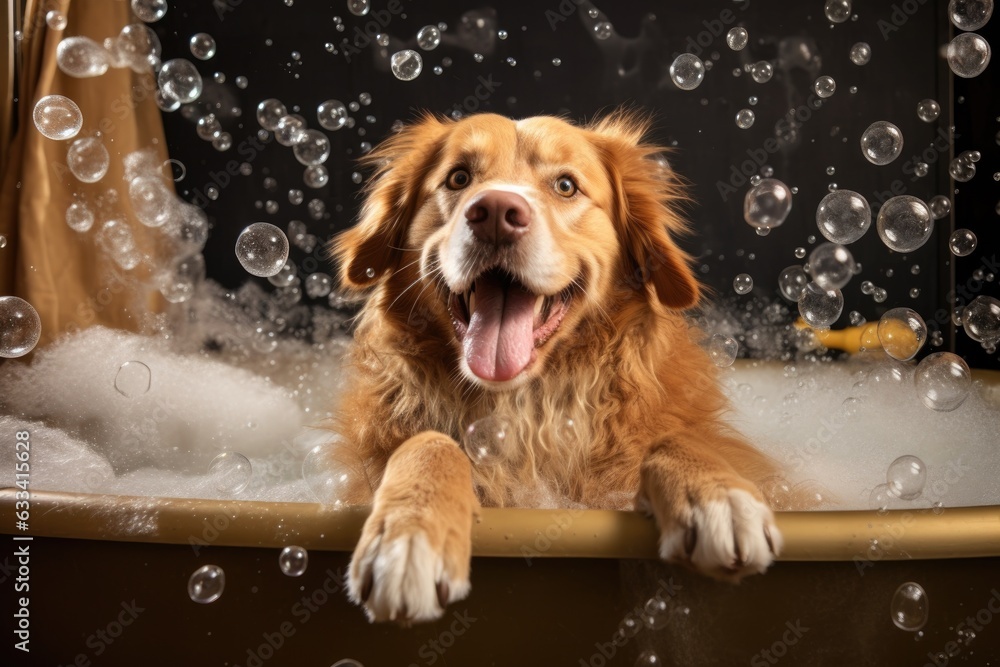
[555,176,577,197]
[446,169,471,190]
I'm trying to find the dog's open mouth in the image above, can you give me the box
[448,268,573,383]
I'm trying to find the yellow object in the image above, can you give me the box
[795,319,917,355]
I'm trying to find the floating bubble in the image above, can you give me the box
[66,201,94,232]
[869,483,893,513]
[778,265,809,302]
[188,565,225,604]
[279,546,308,576]
[293,129,331,166]
[743,178,792,230]
[267,261,297,288]
[56,36,111,78]
[189,32,216,60]
[113,360,151,397]
[132,0,167,22]
[816,190,871,244]
[798,282,844,329]
[317,100,348,131]
[209,452,252,494]
[417,25,441,50]
[46,10,67,30]
[813,75,836,98]
[302,442,356,506]
[463,416,508,466]
[962,296,1000,344]
[949,0,993,30]
[735,109,755,129]
[915,352,972,412]
[0,297,42,358]
[129,176,173,228]
[877,196,932,253]
[860,121,903,165]
[96,219,140,270]
[726,27,748,50]
[196,114,221,141]
[390,49,423,81]
[949,153,977,182]
[750,61,773,83]
[66,137,110,183]
[733,273,753,295]
[257,99,287,131]
[593,21,613,39]
[236,223,289,278]
[878,308,927,361]
[916,99,940,122]
[669,54,705,90]
[157,253,205,304]
[825,0,852,23]
[849,42,871,65]
[347,0,370,16]
[305,273,333,299]
[275,115,307,146]
[303,165,329,189]
[32,95,82,140]
[891,582,929,632]
[808,243,855,290]
[635,651,660,666]
[111,24,162,73]
[947,32,991,77]
[707,334,738,367]
[949,229,978,256]
[158,58,203,104]
[927,195,951,220]
[331,661,364,667]
[887,455,926,501]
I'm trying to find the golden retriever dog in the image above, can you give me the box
[329,110,782,623]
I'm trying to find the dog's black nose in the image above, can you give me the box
[465,190,532,245]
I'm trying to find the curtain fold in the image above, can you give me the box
[1,0,169,351]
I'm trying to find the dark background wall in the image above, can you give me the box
[152,0,999,368]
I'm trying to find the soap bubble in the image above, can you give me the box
[257,99,287,131]
[813,75,836,98]
[275,115,307,146]
[112,24,162,73]
[0,297,42,358]
[593,22,613,39]
[798,282,844,329]
[279,546,308,577]
[735,109,755,129]
[67,137,110,183]
[56,36,111,78]
[236,223,290,277]
[390,49,423,81]
[778,265,809,302]
[887,455,926,500]
[635,651,660,666]
[304,165,329,188]
[96,219,140,270]
[347,0,370,16]
[267,261,297,288]
[129,176,173,228]
[744,178,792,230]
[317,100,348,131]
[946,32,991,77]
[916,99,941,122]
[878,308,927,361]
[707,334,738,367]
[962,296,1000,344]
[876,196,933,253]
[293,129,331,166]
[927,195,951,220]
[46,10,67,30]
[726,27,748,50]
[949,153,977,182]
[733,273,753,294]
[157,253,205,304]
[114,360,151,397]
[669,54,705,90]
[808,243,855,290]
[305,273,333,299]
[849,42,871,65]
[188,565,224,604]
[196,114,221,140]
[869,483,893,513]
[302,442,355,506]
[417,25,441,50]
[949,0,993,30]
[463,416,508,466]
[158,58,203,104]
[209,452,253,494]
[915,352,972,411]
[66,201,94,232]
[132,0,167,22]
[189,33,217,60]
[750,61,773,83]
[860,121,903,165]
[816,190,871,244]
[32,95,82,140]
[825,0,852,23]
[891,582,929,631]
[949,229,978,256]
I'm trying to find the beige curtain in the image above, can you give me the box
[0,0,168,351]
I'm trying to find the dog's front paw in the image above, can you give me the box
[639,455,782,582]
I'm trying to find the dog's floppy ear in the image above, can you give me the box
[330,114,449,289]
[591,111,700,310]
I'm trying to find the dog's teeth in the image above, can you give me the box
[534,295,545,318]
[468,290,475,315]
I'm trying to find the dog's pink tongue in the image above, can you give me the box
[464,273,535,382]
